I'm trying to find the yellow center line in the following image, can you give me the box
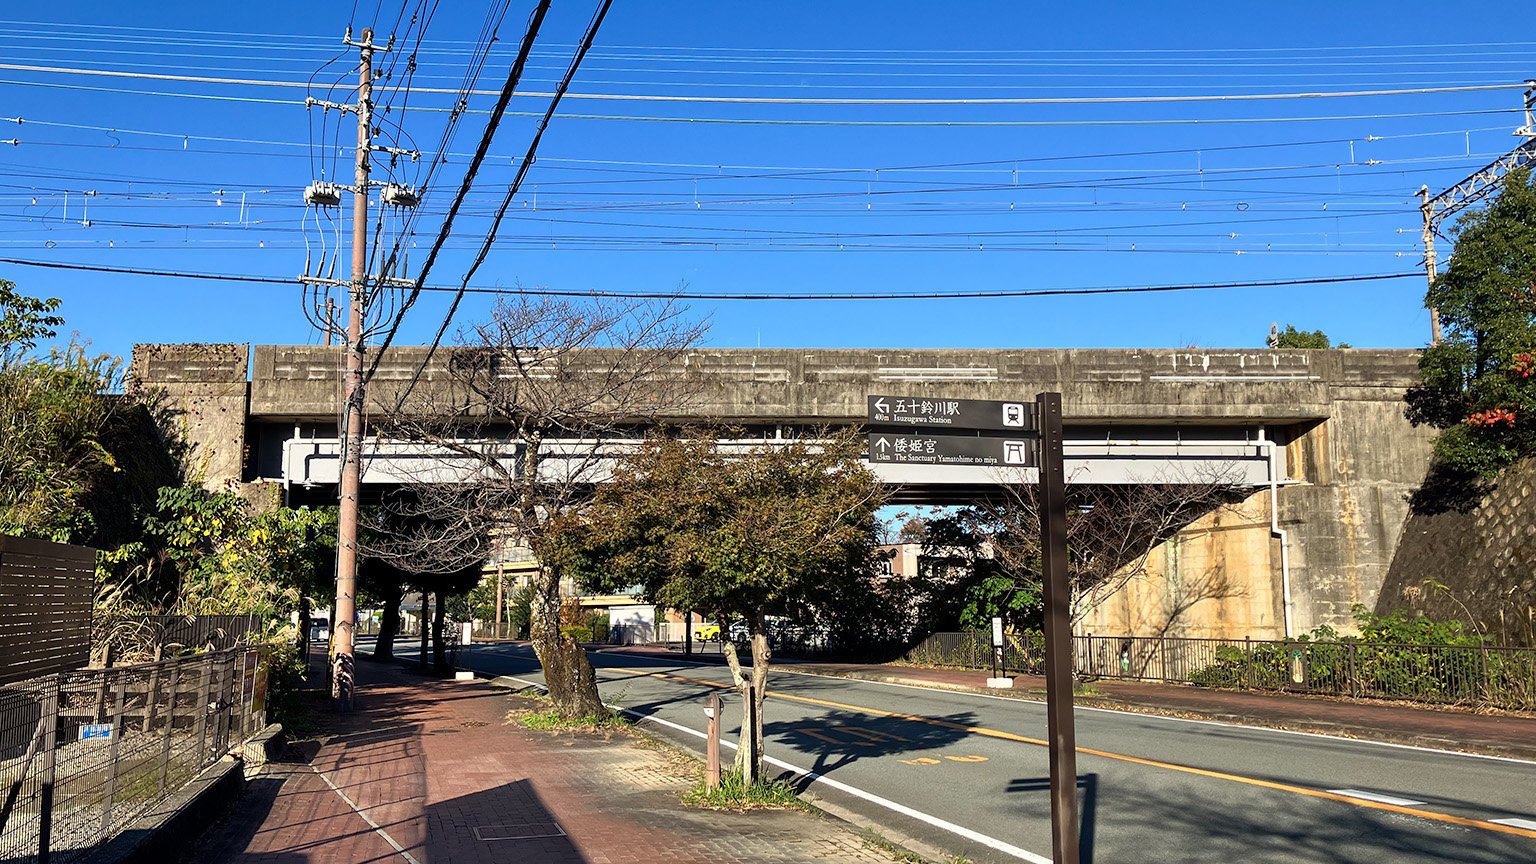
[609,666,1536,841]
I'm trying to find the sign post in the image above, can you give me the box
[866,390,1075,862]
[1036,391,1080,864]
[987,616,1013,689]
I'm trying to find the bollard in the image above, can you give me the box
[705,692,721,790]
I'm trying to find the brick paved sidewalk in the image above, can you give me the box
[607,645,1536,761]
[187,660,900,864]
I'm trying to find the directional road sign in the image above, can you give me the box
[867,395,1038,433]
[866,432,1038,467]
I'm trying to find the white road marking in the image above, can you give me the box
[1327,789,1427,807]
[310,764,423,864]
[1490,817,1536,830]
[616,705,1053,864]
[493,646,1536,767]
[491,671,1052,864]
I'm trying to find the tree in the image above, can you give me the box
[544,427,886,780]
[95,486,335,660]
[1405,167,1536,477]
[2,282,181,547]
[361,491,488,672]
[912,479,1245,633]
[1270,324,1348,350]
[0,280,64,356]
[384,295,705,715]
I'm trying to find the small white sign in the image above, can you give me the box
[1002,403,1027,427]
[991,617,1005,648]
[79,723,113,742]
[461,621,473,645]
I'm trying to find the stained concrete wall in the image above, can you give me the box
[128,344,248,492]
[245,345,1414,423]
[1378,458,1536,646]
[135,343,1435,637]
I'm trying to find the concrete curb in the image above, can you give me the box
[82,756,245,864]
[241,723,285,767]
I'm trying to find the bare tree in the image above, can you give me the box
[382,295,706,717]
[982,468,1249,624]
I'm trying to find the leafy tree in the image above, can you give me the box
[0,279,64,356]
[100,487,335,614]
[544,427,886,780]
[1272,324,1348,350]
[1405,168,1536,476]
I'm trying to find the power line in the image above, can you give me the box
[1,76,1521,125]
[3,61,1531,105]
[0,256,1418,300]
[386,0,617,402]
[362,0,553,372]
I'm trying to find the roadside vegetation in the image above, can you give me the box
[682,770,809,811]
[1406,167,1536,480]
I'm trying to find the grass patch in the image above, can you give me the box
[515,708,632,732]
[858,828,931,862]
[683,769,810,811]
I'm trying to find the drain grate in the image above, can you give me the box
[473,822,567,841]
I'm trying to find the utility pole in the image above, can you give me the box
[300,26,417,710]
[331,27,378,711]
[1419,81,1536,347]
[1419,186,1442,346]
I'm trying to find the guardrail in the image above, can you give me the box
[901,631,1536,711]
[0,646,269,863]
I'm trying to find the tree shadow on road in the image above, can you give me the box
[762,708,977,792]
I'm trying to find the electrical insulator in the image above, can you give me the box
[381,183,420,208]
[304,182,342,206]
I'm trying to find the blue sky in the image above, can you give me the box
[2,1,1531,361]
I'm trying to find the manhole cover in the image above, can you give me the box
[474,822,566,841]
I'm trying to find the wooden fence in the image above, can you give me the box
[0,538,94,686]
[0,647,269,863]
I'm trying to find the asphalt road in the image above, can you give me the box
[391,643,1536,864]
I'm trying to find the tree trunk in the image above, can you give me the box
[529,565,605,718]
[418,591,431,670]
[297,595,311,662]
[372,583,403,661]
[432,590,448,673]
[721,615,772,783]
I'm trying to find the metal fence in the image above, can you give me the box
[902,631,1536,711]
[0,646,269,863]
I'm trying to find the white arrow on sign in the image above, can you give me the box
[873,398,889,414]
[876,437,890,451]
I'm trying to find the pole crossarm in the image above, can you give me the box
[1423,137,1536,229]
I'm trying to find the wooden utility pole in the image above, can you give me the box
[331,27,379,711]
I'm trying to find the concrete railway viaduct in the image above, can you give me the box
[131,343,1434,643]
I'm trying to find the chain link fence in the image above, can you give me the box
[901,631,1536,711]
[0,646,269,863]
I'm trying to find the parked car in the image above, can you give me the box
[693,623,721,642]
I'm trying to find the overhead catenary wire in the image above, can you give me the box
[0,256,1418,300]
[1,61,1531,105]
[0,77,1524,126]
